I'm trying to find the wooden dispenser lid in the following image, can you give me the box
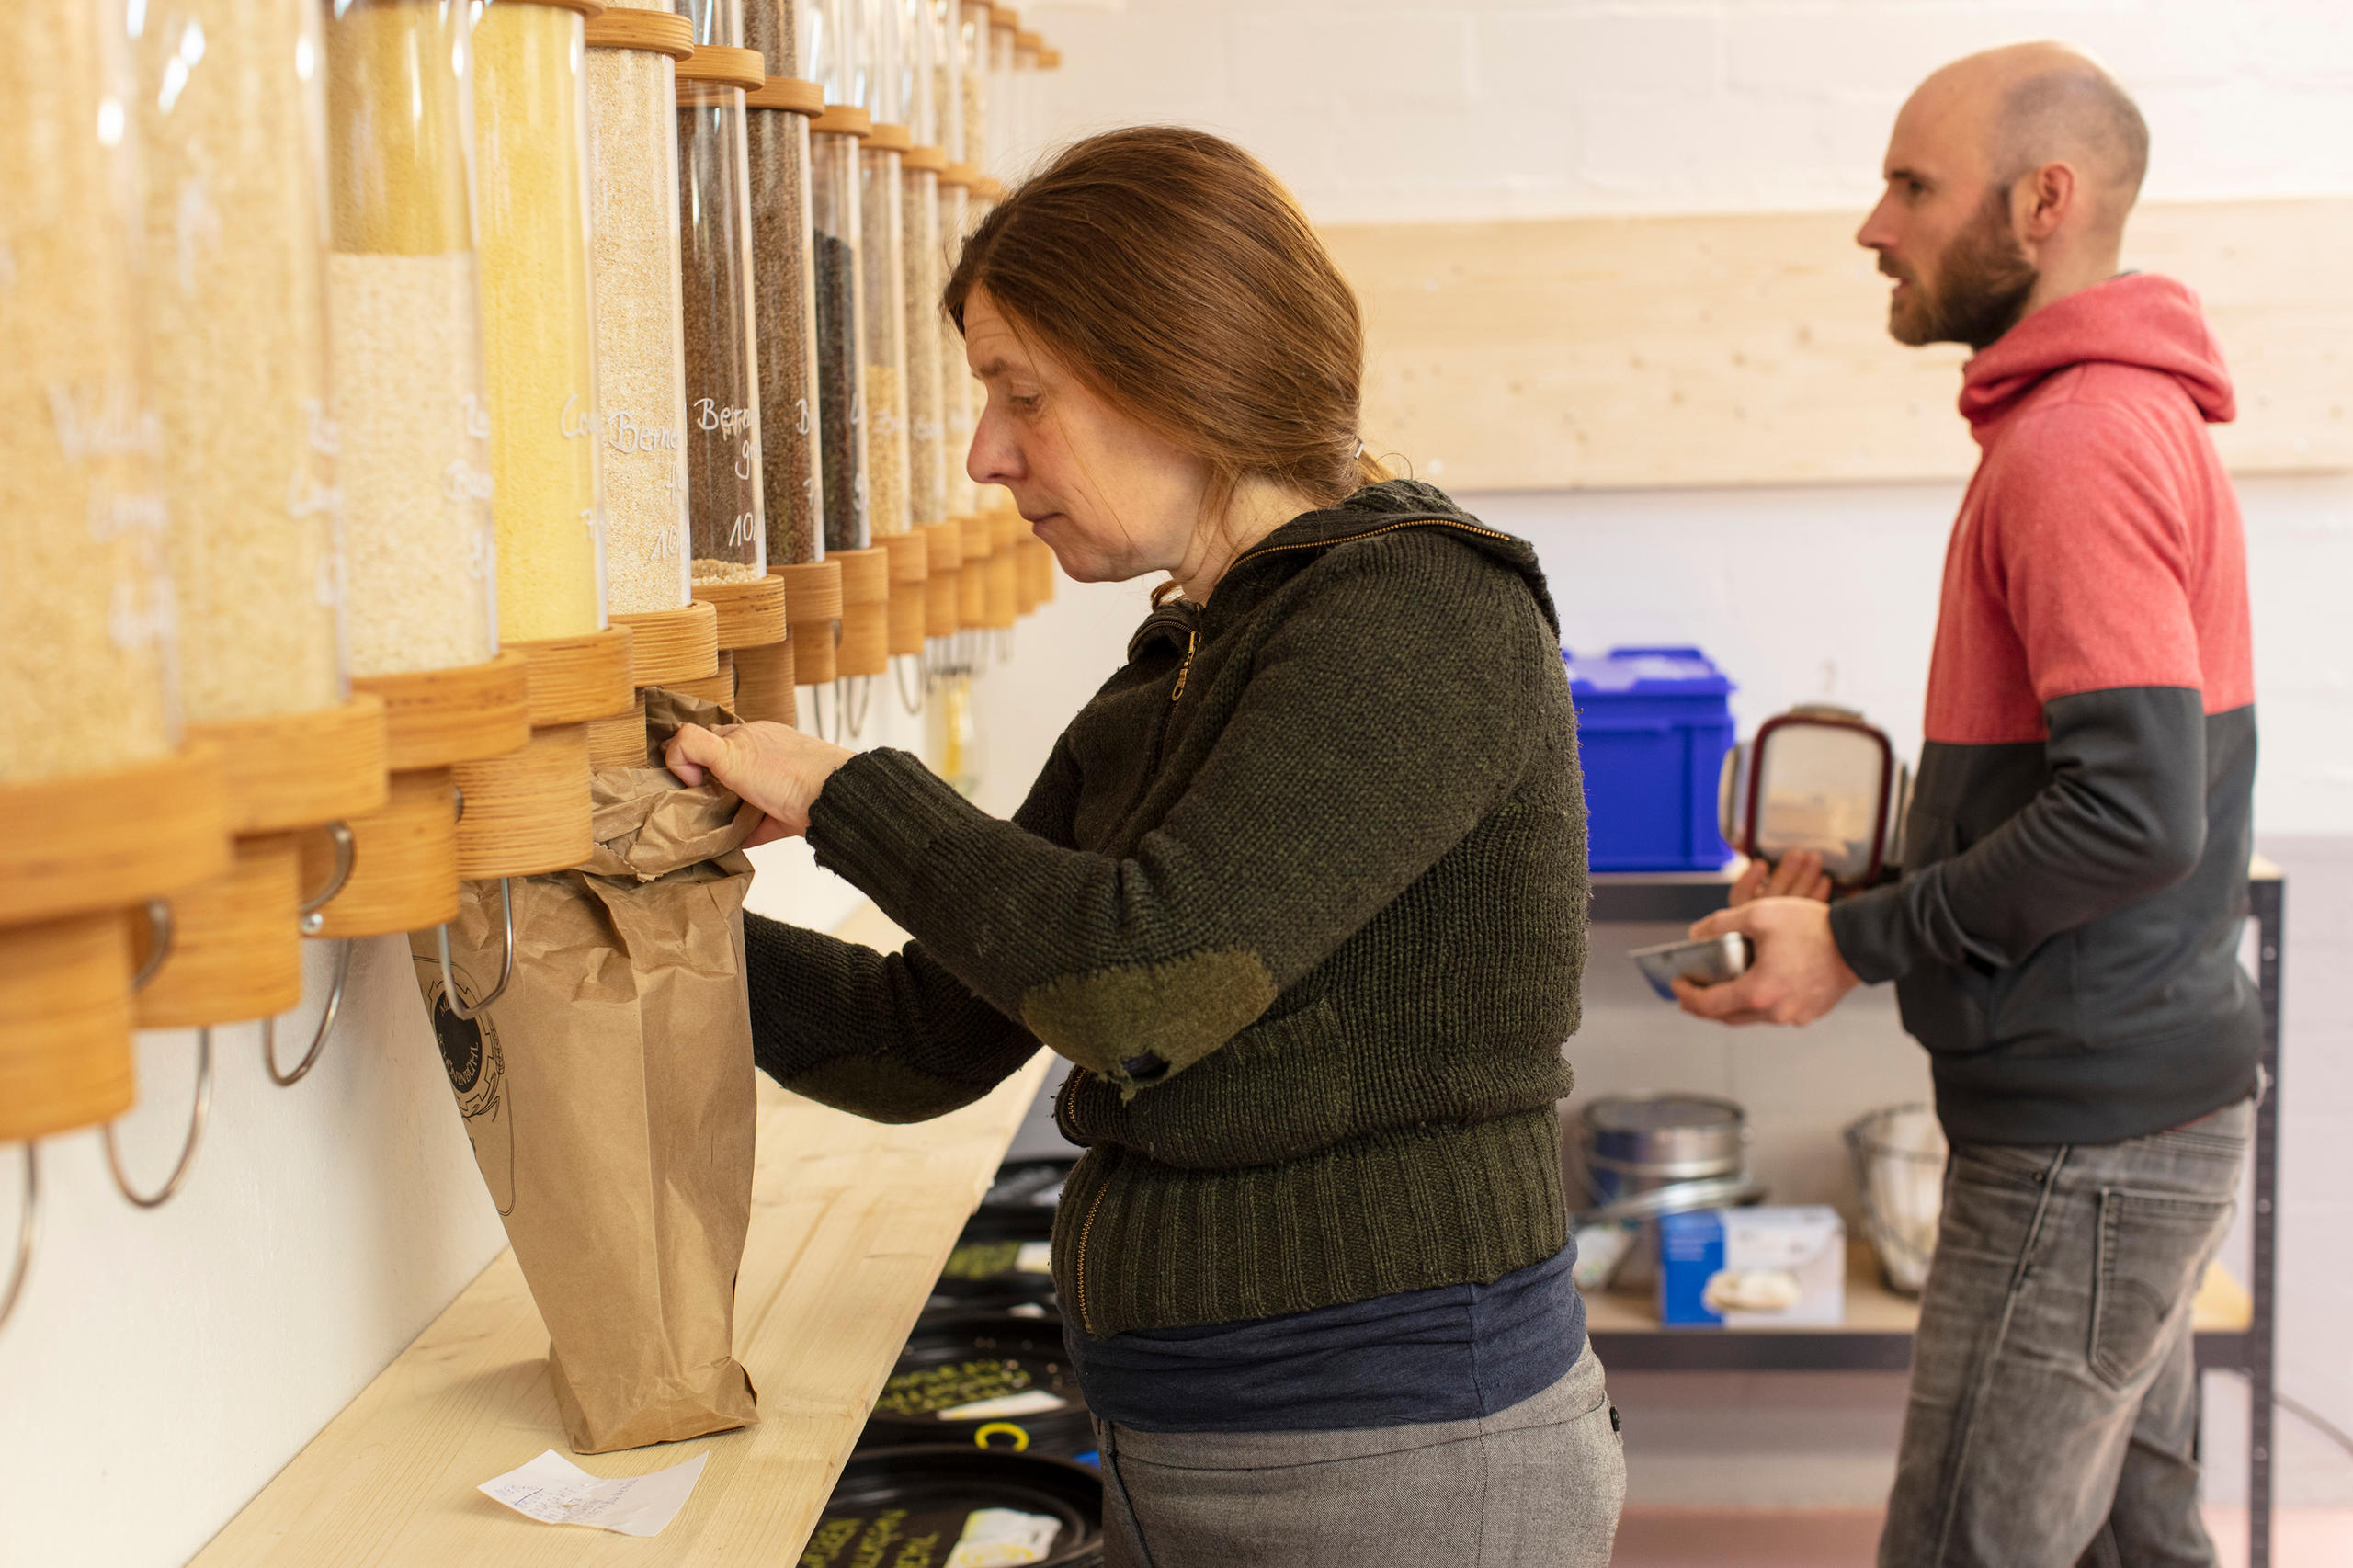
[972,176,1006,201]
[301,767,460,937]
[957,545,990,629]
[881,531,931,586]
[903,144,949,175]
[1023,535,1058,607]
[745,75,826,115]
[1016,29,1042,54]
[666,650,738,706]
[984,549,1018,630]
[732,639,799,726]
[692,574,790,650]
[833,548,892,678]
[1039,46,1063,69]
[451,723,594,879]
[960,513,994,564]
[186,693,389,835]
[0,744,229,928]
[674,44,766,95]
[867,121,914,154]
[0,912,135,1142]
[939,161,980,189]
[133,833,305,1029]
[992,6,1020,32]
[881,534,931,658]
[350,651,533,772]
[922,520,967,573]
[583,7,693,57]
[811,104,873,139]
[611,600,722,686]
[776,560,846,627]
[506,625,636,726]
[835,547,892,608]
[989,510,1023,551]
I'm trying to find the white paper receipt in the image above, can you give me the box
[946,1507,1063,1567]
[478,1449,708,1538]
[938,1387,1065,1421]
[1015,1241,1054,1275]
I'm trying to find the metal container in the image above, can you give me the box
[1575,1093,1759,1291]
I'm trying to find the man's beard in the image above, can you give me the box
[1885,186,2039,351]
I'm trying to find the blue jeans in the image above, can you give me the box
[1880,1097,2251,1568]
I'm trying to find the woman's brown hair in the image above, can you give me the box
[943,126,1389,520]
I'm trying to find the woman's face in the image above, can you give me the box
[962,284,1212,585]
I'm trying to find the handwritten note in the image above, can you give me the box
[477,1449,707,1538]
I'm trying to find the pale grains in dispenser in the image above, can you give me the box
[473,0,608,642]
[0,3,173,782]
[140,0,344,722]
[586,8,694,612]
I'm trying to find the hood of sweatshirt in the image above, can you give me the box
[1128,480,1558,663]
[1959,273,2235,443]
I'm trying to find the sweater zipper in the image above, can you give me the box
[1071,1162,1109,1335]
[1169,629,1198,703]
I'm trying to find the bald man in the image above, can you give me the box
[1677,45,2259,1568]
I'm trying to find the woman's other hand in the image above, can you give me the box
[1727,848,1831,906]
[665,721,856,841]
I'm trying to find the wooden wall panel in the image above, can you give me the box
[1322,199,2353,491]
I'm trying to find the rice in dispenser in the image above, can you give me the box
[0,1,230,1165]
[119,0,396,1030]
[464,0,640,881]
[583,0,721,687]
[315,0,531,938]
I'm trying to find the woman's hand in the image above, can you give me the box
[665,721,857,842]
[1727,848,1831,906]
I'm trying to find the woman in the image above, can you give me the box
[667,127,1621,1567]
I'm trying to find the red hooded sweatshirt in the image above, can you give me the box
[1828,273,2262,1145]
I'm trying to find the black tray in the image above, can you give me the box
[861,1313,1094,1457]
[806,1446,1104,1567]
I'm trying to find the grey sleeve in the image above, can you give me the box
[1828,686,2208,983]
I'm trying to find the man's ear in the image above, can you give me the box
[2019,161,2077,242]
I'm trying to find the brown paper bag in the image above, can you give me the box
[412,689,762,1452]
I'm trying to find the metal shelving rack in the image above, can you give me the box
[1584,862,2283,1568]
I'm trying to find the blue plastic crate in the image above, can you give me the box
[1563,645,1735,872]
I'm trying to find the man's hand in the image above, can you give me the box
[1671,896,1861,1027]
[664,720,857,842]
[1728,849,1832,906]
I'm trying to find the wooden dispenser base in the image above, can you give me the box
[692,574,789,650]
[0,912,135,1142]
[776,561,844,687]
[667,651,738,707]
[302,768,460,937]
[508,627,636,725]
[188,694,390,835]
[585,697,650,769]
[881,533,930,656]
[131,833,304,1028]
[834,548,891,678]
[0,910,141,1142]
[733,639,799,725]
[451,725,594,879]
[612,601,721,687]
[957,516,993,630]
[351,652,532,772]
[922,522,965,640]
[985,512,1022,629]
[0,746,229,928]
[1022,537,1058,608]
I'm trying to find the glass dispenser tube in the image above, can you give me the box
[986,7,1015,179]
[324,0,499,678]
[860,131,913,538]
[746,2,825,565]
[1,5,174,782]
[938,170,977,521]
[677,0,768,584]
[473,0,608,642]
[957,0,987,179]
[585,1,695,614]
[137,0,345,722]
[811,122,869,551]
[900,0,947,530]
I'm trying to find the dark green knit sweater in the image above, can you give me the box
[744,480,1587,1335]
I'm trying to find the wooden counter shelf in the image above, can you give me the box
[1583,1242,2252,1374]
[191,907,1051,1566]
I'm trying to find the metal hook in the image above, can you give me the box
[296,822,355,935]
[435,877,515,1022]
[894,653,926,716]
[0,1144,37,1334]
[842,675,874,738]
[130,902,174,992]
[262,937,353,1087]
[103,1027,214,1210]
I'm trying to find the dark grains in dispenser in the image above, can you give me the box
[749,111,824,563]
[815,230,867,551]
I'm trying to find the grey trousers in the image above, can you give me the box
[1093,1341,1625,1568]
[1880,1097,2252,1568]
